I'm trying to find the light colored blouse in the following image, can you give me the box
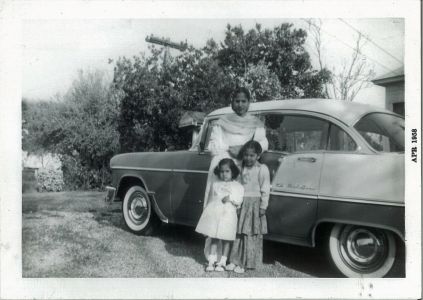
[241,162,270,210]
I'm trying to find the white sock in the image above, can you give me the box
[218,256,227,265]
[208,254,217,265]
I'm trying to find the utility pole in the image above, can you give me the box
[145,35,188,65]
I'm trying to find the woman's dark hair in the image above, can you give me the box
[232,87,251,102]
[239,140,263,158]
[213,158,240,180]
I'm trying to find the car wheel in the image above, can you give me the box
[329,224,396,278]
[122,186,159,235]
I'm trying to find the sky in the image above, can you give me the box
[22,18,404,107]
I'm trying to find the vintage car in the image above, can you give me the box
[105,99,405,278]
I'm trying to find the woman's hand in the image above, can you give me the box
[222,195,230,203]
[228,145,242,158]
[259,208,266,216]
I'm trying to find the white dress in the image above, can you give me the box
[195,181,244,241]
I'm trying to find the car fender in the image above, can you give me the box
[311,218,405,247]
[117,174,169,223]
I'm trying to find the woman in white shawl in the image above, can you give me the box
[201,87,268,269]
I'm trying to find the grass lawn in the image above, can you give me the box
[23,191,337,278]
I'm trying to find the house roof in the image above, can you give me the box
[208,99,399,126]
[372,66,404,86]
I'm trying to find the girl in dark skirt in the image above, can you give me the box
[226,140,270,273]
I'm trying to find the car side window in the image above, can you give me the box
[264,114,328,153]
[327,124,357,151]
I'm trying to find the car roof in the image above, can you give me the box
[208,98,400,126]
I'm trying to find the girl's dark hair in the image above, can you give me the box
[213,158,240,180]
[232,87,251,102]
[239,140,263,158]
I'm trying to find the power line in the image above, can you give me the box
[301,19,396,73]
[338,18,403,65]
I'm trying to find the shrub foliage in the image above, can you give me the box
[23,70,120,190]
[36,168,64,192]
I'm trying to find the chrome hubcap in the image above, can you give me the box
[128,192,149,225]
[339,226,388,273]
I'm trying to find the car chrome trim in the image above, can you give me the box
[271,191,404,207]
[271,191,318,200]
[113,166,172,172]
[104,186,116,203]
[148,193,169,223]
[113,165,209,174]
[172,169,209,174]
[319,195,405,207]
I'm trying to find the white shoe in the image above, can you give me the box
[225,263,236,271]
[234,266,245,273]
[215,264,225,272]
[206,264,215,272]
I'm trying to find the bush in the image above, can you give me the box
[36,168,64,192]
[23,70,119,190]
[60,155,111,190]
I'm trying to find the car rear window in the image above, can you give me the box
[328,124,357,151]
[354,113,404,152]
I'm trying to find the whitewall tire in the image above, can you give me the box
[329,224,396,278]
[122,186,159,235]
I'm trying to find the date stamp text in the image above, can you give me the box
[411,128,418,163]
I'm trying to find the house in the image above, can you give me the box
[372,67,404,116]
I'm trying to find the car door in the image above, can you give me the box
[262,113,329,243]
[319,120,405,204]
[169,119,216,226]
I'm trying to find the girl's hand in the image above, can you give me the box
[222,195,230,203]
[259,208,266,216]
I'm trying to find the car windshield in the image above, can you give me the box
[189,124,203,151]
[354,113,404,152]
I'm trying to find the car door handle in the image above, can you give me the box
[297,157,316,163]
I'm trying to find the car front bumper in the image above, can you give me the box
[105,186,116,203]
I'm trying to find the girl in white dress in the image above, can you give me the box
[195,158,244,271]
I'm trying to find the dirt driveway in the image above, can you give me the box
[23,191,341,278]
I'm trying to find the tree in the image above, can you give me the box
[238,61,282,101]
[217,23,331,99]
[306,19,375,101]
[23,70,121,189]
[113,22,332,153]
[57,70,120,188]
[113,45,235,153]
[22,98,62,155]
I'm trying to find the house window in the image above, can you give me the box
[393,102,404,116]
